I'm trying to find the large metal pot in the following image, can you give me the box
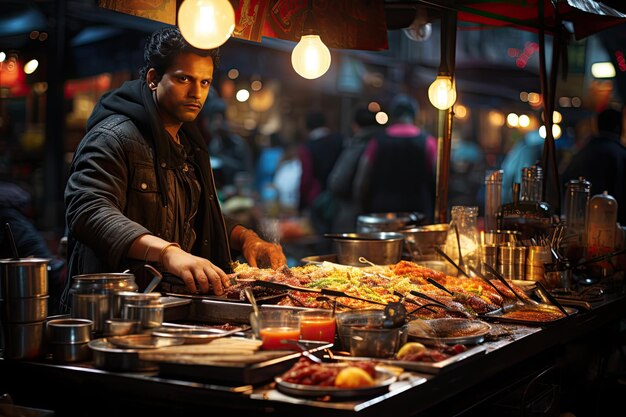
[357,212,424,233]
[331,232,404,266]
[401,224,449,258]
[69,273,138,334]
[0,258,49,298]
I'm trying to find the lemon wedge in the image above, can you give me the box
[334,366,375,388]
[396,342,426,360]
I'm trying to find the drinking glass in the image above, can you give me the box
[298,309,336,344]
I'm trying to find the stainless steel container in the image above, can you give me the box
[122,303,164,329]
[114,291,161,318]
[331,232,404,266]
[2,320,46,360]
[46,318,93,344]
[0,258,49,298]
[357,212,423,233]
[2,295,49,322]
[69,273,138,334]
[49,341,92,363]
[402,224,448,258]
[104,318,141,336]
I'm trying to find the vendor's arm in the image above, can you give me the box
[230,225,286,269]
[127,235,230,295]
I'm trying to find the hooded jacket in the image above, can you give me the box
[62,80,236,310]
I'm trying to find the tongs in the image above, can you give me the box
[409,290,470,317]
[482,262,528,304]
[251,280,386,306]
[466,265,508,300]
[534,281,570,316]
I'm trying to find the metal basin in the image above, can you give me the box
[331,232,404,266]
[357,212,424,233]
[401,224,449,258]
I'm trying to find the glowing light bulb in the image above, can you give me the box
[291,35,331,80]
[24,59,39,74]
[178,0,235,49]
[428,75,456,110]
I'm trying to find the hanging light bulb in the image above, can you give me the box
[428,75,457,110]
[178,0,235,50]
[291,34,331,79]
[291,3,331,80]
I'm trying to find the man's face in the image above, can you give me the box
[149,52,214,126]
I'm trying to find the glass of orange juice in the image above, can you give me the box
[299,309,336,344]
[250,310,300,350]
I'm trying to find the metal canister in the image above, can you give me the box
[69,273,138,334]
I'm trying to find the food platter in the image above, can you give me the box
[407,318,491,345]
[478,303,577,326]
[275,367,397,399]
[154,340,333,385]
[339,344,486,374]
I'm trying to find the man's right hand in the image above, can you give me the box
[160,245,231,295]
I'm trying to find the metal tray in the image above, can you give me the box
[407,318,491,345]
[155,340,333,385]
[338,344,486,374]
[151,326,248,344]
[275,366,397,399]
[478,303,577,326]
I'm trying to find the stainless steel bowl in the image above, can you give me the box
[332,232,404,266]
[115,291,161,318]
[104,318,141,336]
[335,309,407,358]
[357,212,424,233]
[2,295,49,323]
[46,318,93,344]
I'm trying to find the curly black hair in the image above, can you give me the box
[139,26,221,81]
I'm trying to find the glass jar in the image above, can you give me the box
[444,206,481,274]
[563,177,591,259]
[586,191,618,259]
[520,165,543,202]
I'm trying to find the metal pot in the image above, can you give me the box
[69,273,138,334]
[0,258,49,298]
[2,295,49,323]
[48,341,92,363]
[401,224,449,258]
[357,212,424,233]
[46,318,93,344]
[2,320,46,360]
[332,232,404,266]
[114,291,161,318]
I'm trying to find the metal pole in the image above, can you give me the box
[434,10,457,224]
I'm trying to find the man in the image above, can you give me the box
[62,27,285,311]
[298,111,343,235]
[353,94,437,222]
[562,107,626,224]
[327,106,381,233]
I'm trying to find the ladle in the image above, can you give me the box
[383,295,407,329]
[4,222,19,259]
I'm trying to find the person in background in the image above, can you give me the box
[298,111,343,235]
[198,95,254,193]
[448,131,487,211]
[0,182,66,315]
[327,106,381,233]
[62,26,285,312]
[562,106,626,224]
[500,130,544,204]
[255,132,285,203]
[353,94,436,222]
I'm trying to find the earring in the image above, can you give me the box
[149,82,156,90]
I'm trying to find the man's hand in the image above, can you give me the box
[241,231,287,269]
[160,245,231,294]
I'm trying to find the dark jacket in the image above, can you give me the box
[62,80,236,310]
